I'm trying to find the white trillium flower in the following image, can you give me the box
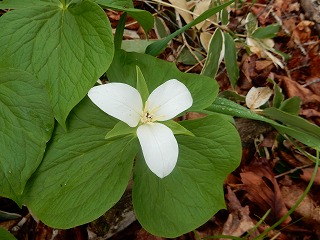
[88,79,193,178]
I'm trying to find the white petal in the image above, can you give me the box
[147,79,193,121]
[137,123,178,178]
[88,83,142,127]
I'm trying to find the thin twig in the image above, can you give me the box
[275,163,314,178]
[254,0,275,19]
[270,11,291,35]
[288,64,310,72]
[271,8,308,56]
[185,59,207,73]
[302,78,320,87]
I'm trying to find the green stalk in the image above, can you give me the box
[203,234,243,240]
[244,209,271,238]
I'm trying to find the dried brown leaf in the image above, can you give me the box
[278,75,320,104]
[301,108,320,119]
[281,183,320,235]
[255,60,274,72]
[240,158,291,225]
[193,0,212,30]
[222,187,258,238]
[301,167,320,185]
[168,0,193,25]
[200,32,212,52]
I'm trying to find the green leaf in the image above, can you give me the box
[224,32,239,88]
[121,39,157,53]
[0,68,54,205]
[262,107,320,149]
[0,227,16,240]
[207,96,270,121]
[123,9,154,34]
[95,0,134,8]
[221,8,229,25]
[162,120,195,137]
[133,114,242,237]
[114,12,127,50]
[202,28,224,78]
[272,81,284,108]
[252,24,280,39]
[154,16,170,38]
[0,0,58,9]
[107,50,219,112]
[219,90,245,102]
[245,12,258,35]
[279,96,301,115]
[146,0,235,56]
[105,121,136,140]
[136,66,149,103]
[0,1,114,128]
[23,97,140,228]
[94,0,154,33]
[177,48,204,65]
[207,97,320,149]
[0,211,21,221]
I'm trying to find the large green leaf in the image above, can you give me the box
[0,68,54,205]
[133,114,242,237]
[94,0,154,33]
[0,0,114,127]
[0,0,57,8]
[94,0,134,8]
[23,97,139,228]
[107,50,219,112]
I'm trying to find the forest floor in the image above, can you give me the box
[1,0,320,239]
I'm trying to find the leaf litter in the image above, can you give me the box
[2,0,320,239]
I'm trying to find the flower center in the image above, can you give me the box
[141,111,154,124]
[140,101,164,124]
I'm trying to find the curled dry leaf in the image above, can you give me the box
[281,182,320,235]
[255,60,274,72]
[290,20,315,46]
[168,0,193,25]
[301,167,320,185]
[278,75,320,104]
[240,54,258,86]
[222,186,258,237]
[246,86,273,109]
[246,38,275,57]
[193,0,212,30]
[200,32,212,52]
[246,38,284,68]
[301,108,320,119]
[240,158,291,225]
